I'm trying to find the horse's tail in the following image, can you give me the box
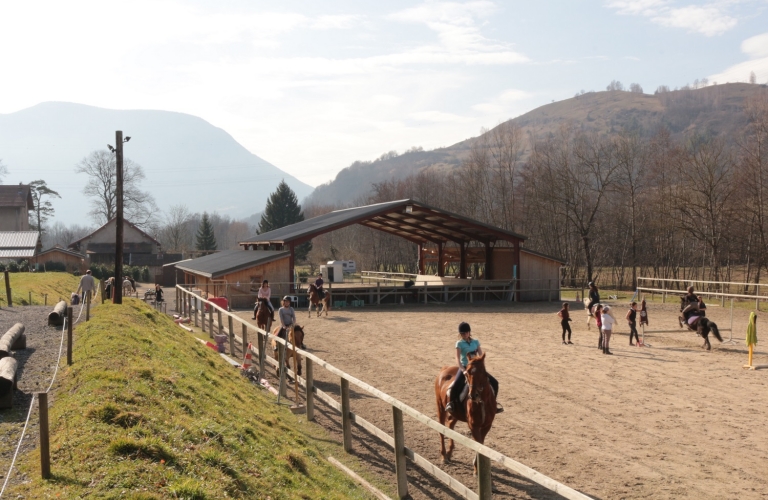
[710,321,723,342]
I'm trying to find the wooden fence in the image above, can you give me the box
[175,286,591,500]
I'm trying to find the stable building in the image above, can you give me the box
[33,246,87,273]
[175,250,290,308]
[0,231,41,262]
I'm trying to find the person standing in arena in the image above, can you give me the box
[627,302,639,346]
[557,302,573,345]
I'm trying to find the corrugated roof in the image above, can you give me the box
[0,249,36,258]
[240,199,527,246]
[0,231,40,248]
[175,250,290,278]
[0,185,34,209]
[37,246,86,259]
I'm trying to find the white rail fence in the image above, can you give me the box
[175,285,591,500]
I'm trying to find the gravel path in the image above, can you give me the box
[0,304,75,489]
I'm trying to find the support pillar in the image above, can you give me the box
[417,244,425,275]
[485,242,493,280]
[288,242,296,293]
[437,242,444,278]
[459,242,467,279]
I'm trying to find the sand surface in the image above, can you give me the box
[241,300,768,499]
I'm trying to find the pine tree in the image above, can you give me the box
[28,179,60,234]
[259,180,312,261]
[195,212,217,251]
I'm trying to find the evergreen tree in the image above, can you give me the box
[259,180,311,261]
[28,179,60,234]
[195,212,217,251]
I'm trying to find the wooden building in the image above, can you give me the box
[33,246,87,273]
[0,231,41,261]
[518,249,565,301]
[175,250,290,308]
[0,184,33,231]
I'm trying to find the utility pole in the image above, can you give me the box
[113,130,124,304]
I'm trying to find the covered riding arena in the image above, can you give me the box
[227,299,767,499]
[239,199,564,302]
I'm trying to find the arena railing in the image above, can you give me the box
[174,285,592,500]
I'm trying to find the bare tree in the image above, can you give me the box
[629,83,643,93]
[606,80,624,91]
[159,204,193,252]
[750,71,757,84]
[75,150,158,227]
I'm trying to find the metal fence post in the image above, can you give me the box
[392,406,408,498]
[341,378,352,452]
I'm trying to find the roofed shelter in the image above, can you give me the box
[239,200,558,293]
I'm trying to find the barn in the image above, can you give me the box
[238,199,564,301]
[33,246,87,273]
[175,250,290,308]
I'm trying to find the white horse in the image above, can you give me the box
[123,279,133,297]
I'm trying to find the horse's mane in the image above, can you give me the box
[467,353,487,371]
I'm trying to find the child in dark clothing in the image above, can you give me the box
[557,302,573,345]
[627,302,639,345]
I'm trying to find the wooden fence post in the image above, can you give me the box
[208,308,213,338]
[258,331,266,380]
[4,270,12,307]
[217,310,223,337]
[38,392,50,479]
[477,453,492,500]
[377,282,380,305]
[29,291,32,305]
[194,299,199,327]
[392,406,408,498]
[85,291,90,321]
[305,358,314,421]
[278,343,287,397]
[228,315,235,355]
[241,323,248,351]
[341,378,352,452]
[100,280,105,304]
[469,279,473,304]
[44,293,48,306]
[67,306,73,366]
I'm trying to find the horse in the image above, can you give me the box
[434,353,496,475]
[679,297,722,350]
[307,283,331,318]
[122,279,133,297]
[271,324,305,376]
[254,298,272,333]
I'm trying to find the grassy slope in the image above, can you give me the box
[9,300,375,499]
[1,272,91,306]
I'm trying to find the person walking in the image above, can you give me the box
[586,282,601,330]
[444,322,503,414]
[595,304,604,349]
[557,302,573,345]
[601,305,616,355]
[76,270,95,304]
[627,302,639,346]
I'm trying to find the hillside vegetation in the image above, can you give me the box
[306,83,768,206]
[9,300,374,499]
[1,272,88,306]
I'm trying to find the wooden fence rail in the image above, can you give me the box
[176,286,591,500]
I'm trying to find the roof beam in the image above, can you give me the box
[359,221,426,245]
[388,212,485,243]
[369,216,446,243]
[375,214,465,244]
[409,206,522,243]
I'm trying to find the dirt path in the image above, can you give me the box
[243,300,768,499]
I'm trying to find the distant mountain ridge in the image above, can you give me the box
[0,102,313,225]
[306,83,768,207]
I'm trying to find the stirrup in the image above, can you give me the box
[445,402,455,413]
[495,405,504,414]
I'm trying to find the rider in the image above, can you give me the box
[444,322,503,415]
[681,286,702,325]
[586,282,600,330]
[253,279,275,322]
[277,295,306,349]
[315,273,325,300]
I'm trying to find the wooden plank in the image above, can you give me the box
[228,315,235,355]
[327,456,393,500]
[306,358,315,421]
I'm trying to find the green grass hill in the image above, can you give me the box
[1,272,90,306]
[8,300,376,499]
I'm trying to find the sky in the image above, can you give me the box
[1,0,768,188]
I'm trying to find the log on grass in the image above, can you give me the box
[0,323,25,358]
[48,301,68,326]
[0,357,18,405]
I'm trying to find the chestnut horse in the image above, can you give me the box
[254,298,272,333]
[434,354,496,475]
[271,324,305,376]
[307,283,330,318]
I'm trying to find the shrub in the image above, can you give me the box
[7,261,18,272]
[44,262,67,272]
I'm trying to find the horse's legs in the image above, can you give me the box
[446,417,458,462]
[437,396,448,462]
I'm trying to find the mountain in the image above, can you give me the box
[305,83,768,207]
[0,102,313,225]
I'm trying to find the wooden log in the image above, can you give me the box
[48,300,68,326]
[0,323,25,358]
[0,357,18,401]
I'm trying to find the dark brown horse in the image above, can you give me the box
[271,324,305,376]
[679,297,722,350]
[254,298,272,333]
[307,283,330,318]
[435,354,496,475]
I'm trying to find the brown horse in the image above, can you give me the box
[254,298,272,333]
[434,354,496,474]
[271,324,305,376]
[307,283,330,318]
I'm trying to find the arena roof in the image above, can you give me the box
[175,250,289,278]
[240,199,527,247]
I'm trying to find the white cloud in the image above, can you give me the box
[311,15,365,30]
[606,1,738,36]
[709,31,768,83]
[472,89,533,114]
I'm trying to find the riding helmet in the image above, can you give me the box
[282,296,291,301]
[588,281,594,287]
[458,322,471,333]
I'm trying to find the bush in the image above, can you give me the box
[7,261,18,272]
[19,260,29,272]
[44,262,67,272]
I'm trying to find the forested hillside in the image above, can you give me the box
[304,83,768,290]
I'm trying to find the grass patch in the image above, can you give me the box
[8,300,377,499]
[2,272,96,306]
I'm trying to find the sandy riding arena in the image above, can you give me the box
[281,300,768,499]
